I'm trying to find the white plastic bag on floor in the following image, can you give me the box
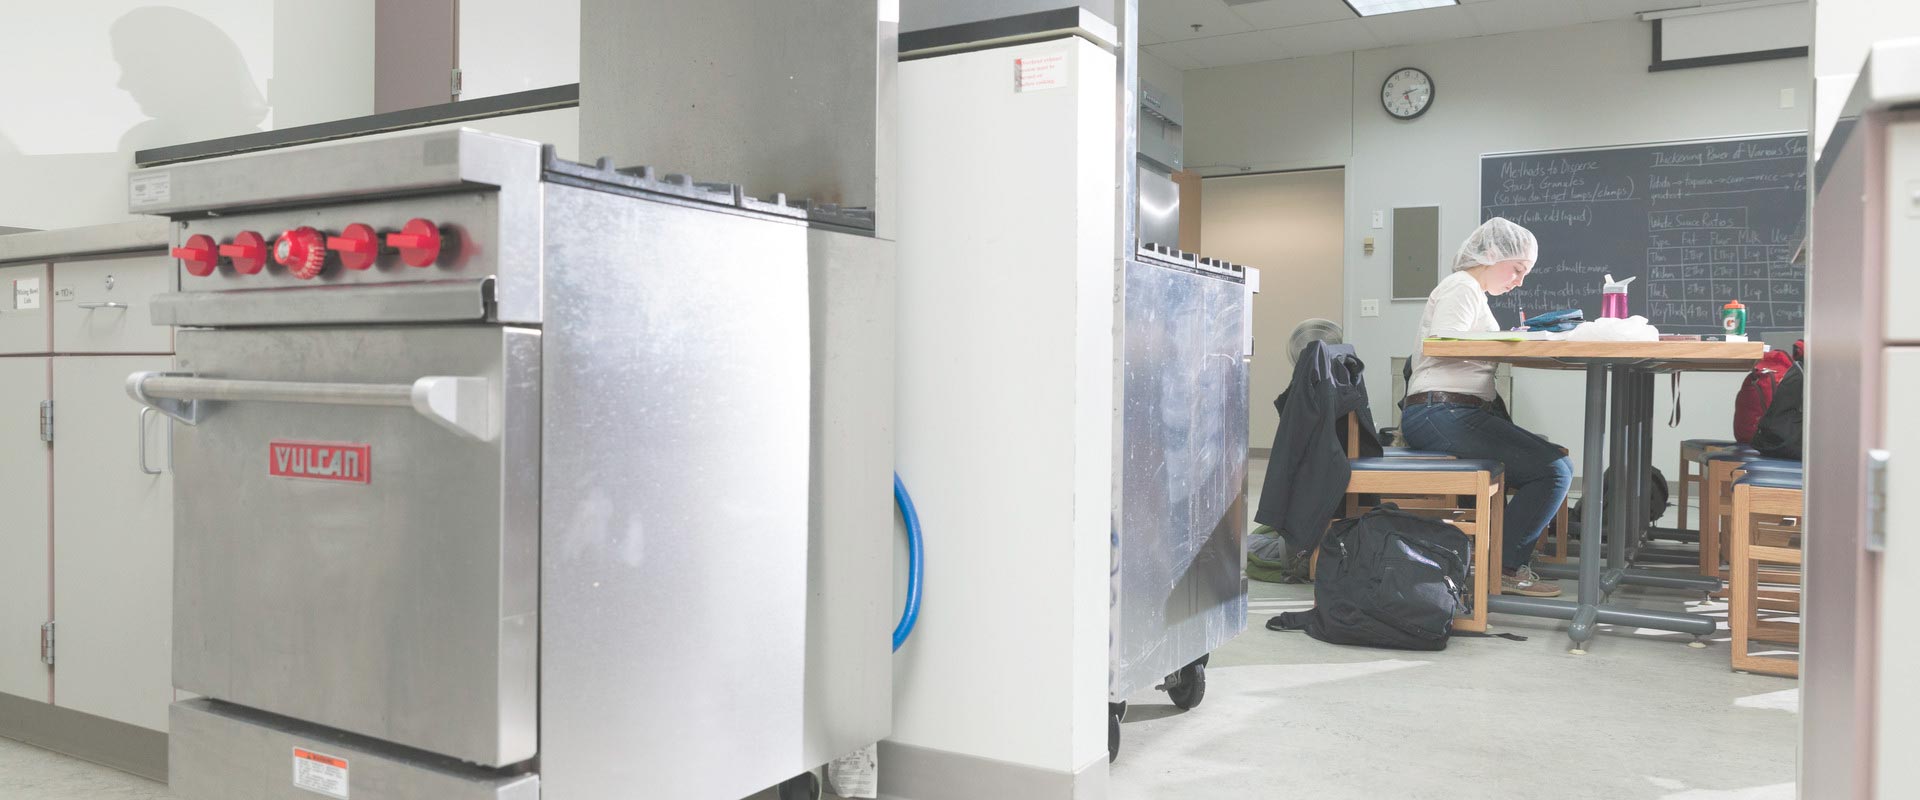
[1567,315,1659,342]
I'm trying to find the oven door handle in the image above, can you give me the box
[126,371,493,441]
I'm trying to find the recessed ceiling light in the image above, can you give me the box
[1342,0,1459,17]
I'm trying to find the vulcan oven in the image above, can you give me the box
[128,128,890,800]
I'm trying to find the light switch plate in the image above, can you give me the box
[1780,88,1795,108]
[1372,211,1384,229]
[1360,299,1380,317]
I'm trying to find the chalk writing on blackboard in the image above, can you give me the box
[1481,135,1807,334]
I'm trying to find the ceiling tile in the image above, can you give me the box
[1151,29,1293,68]
[1361,4,1481,47]
[1141,42,1209,69]
[1266,18,1383,57]
[1227,0,1355,29]
[1139,20,1172,44]
[1465,0,1587,35]
[1141,0,1256,42]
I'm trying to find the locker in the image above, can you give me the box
[0,357,50,702]
[51,355,175,732]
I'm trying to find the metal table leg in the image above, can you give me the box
[1486,361,1722,646]
[1637,369,1654,557]
[1604,365,1629,599]
[1572,363,1608,647]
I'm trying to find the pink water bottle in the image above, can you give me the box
[1601,274,1635,319]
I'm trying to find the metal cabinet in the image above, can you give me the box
[0,223,175,748]
[0,357,50,702]
[52,255,175,354]
[1803,44,1920,798]
[1878,349,1920,794]
[51,355,175,733]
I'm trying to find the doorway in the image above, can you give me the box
[1200,168,1345,452]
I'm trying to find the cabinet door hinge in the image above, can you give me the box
[39,621,53,666]
[451,67,463,100]
[38,400,52,442]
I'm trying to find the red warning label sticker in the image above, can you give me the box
[293,747,349,798]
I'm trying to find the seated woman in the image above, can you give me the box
[1401,217,1573,598]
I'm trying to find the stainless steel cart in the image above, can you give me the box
[1107,244,1252,759]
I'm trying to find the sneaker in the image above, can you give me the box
[1514,565,1558,584]
[1501,565,1562,597]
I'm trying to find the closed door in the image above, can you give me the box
[168,326,538,765]
[0,264,52,355]
[1201,169,1345,450]
[0,357,50,701]
[52,355,174,732]
[52,255,175,354]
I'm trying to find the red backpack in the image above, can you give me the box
[1734,340,1803,443]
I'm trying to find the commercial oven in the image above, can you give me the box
[129,128,890,800]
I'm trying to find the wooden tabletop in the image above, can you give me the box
[1421,339,1768,372]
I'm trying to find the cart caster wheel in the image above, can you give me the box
[1108,702,1126,763]
[1165,659,1207,710]
[778,771,821,800]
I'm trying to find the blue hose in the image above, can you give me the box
[892,473,924,652]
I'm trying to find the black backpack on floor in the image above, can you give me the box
[1569,466,1672,540]
[1268,505,1472,651]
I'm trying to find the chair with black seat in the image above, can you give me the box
[1728,469,1805,677]
[1339,414,1501,634]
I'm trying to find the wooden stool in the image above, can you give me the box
[1677,438,1741,540]
[1728,470,1805,677]
[1700,450,1765,577]
[1346,457,1504,634]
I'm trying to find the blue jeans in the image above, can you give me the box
[1400,402,1574,571]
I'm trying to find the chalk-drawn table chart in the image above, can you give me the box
[1480,135,1808,335]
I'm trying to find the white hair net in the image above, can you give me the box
[1451,217,1538,272]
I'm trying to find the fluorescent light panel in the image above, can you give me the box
[1342,0,1459,17]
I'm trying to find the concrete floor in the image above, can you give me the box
[0,736,169,799]
[2,459,1798,800]
[1109,580,1799,800]
[1109,457,1800,800]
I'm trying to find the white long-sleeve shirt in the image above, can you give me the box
[1407,270,1498,400]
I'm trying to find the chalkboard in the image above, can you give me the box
[1479,134,1808,335]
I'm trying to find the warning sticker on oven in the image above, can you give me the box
[128,172,171,208]
[292,747,349,799]
[270,441,372,484]
[1014,51,1068,93]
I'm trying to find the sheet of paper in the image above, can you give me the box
[1426,330,1565,341]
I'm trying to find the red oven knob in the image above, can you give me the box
[328,223,380,270]
[385,218,444,267]
[274,226,328,280]
[171,234,219,277]
[219,230,268,275]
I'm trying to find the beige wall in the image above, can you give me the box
[1201,168,1344,451]
[1184,19,1809,468]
